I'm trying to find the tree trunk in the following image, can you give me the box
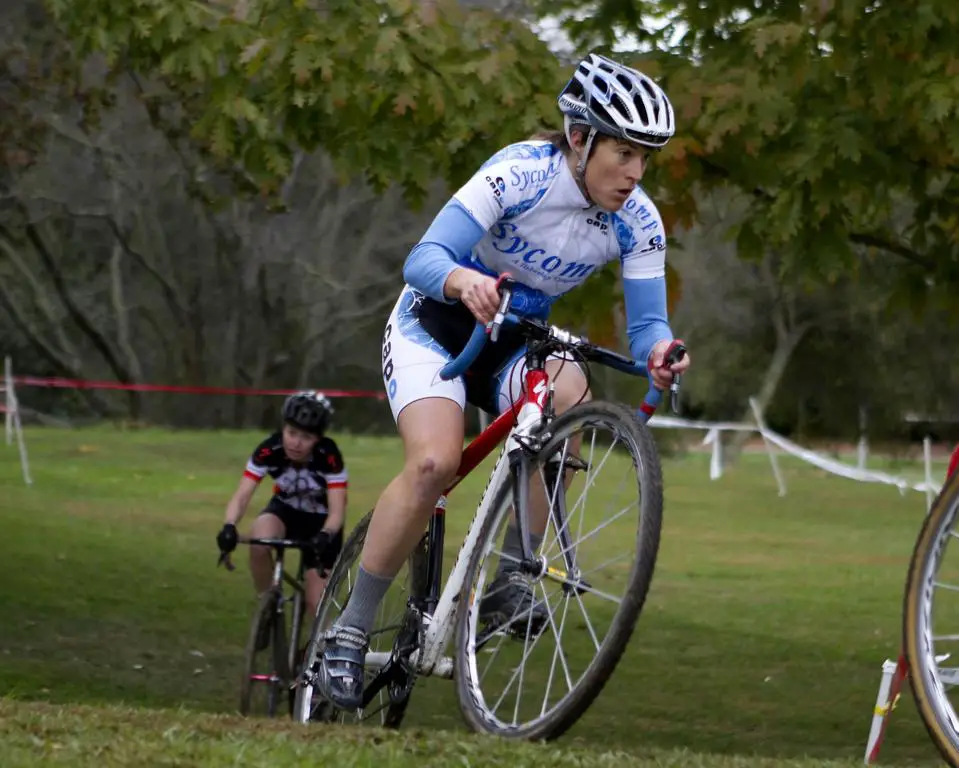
[724,321,811,464]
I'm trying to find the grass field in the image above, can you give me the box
[0,425,950,766]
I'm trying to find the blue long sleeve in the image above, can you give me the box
[402,200,487,303]
[623,275,673,368]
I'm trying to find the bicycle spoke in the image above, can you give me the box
[577,549,633,580]
[477,582,564,650]
[541,587,575,693]
[538,566,623,606]
[543,439,571,526]
[573,588,603,652]
[541,588,574,716]
[511,605,537,726]
[548,430,615,551]
[490,608,552,716]
[543,429,605,560]
[459,400,664,739]
[544,430,633,566]
[553,501,637,561]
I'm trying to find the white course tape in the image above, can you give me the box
[647,409,940,500]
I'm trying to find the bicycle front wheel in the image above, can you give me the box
[454,399,664,740]
[904,471,959,766]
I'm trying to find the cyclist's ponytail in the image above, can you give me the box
[527,129,570,154]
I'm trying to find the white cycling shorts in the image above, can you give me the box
[380,287,580,422]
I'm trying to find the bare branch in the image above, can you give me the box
[0,231,78,363]
[109,237,144,384]
[0,274,115,415]
[23,194,193,328]
[26,219,133,385]
[848,231,937,271]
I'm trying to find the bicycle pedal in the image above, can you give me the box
[562,455,589,472]
[298,663,318,685]
[480,618,546,643]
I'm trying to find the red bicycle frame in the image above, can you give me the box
[419,365,551,609]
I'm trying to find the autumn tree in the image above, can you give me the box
[46,0,565,205]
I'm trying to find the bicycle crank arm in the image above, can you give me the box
[360,659,399,707]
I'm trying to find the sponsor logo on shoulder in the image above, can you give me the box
[639,234,666,253]
[485,175,506,207]
[587,211,609,232]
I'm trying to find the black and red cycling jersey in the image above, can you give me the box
[243,432,348,516]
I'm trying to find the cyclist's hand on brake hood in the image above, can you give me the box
[648,339,690,391]
[445,268,500,326]
[216,523,238,554]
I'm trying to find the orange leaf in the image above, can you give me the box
[393,92,415,115]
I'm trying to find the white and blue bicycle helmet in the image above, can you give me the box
[558,52,675,177]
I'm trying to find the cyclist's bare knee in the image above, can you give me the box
[402,449,460,506]
[305,569,326,617]
[546,359,591,415]
[249,513,283,565]
[397,397,464,505]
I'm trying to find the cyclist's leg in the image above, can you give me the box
[363,399,464,572]
[249,509,286,594]
[317,288,466,708]
[249,509,286,650]
[303,528,343,618]
[303,572,325,623]
[280,512,334,619]
[479,351,590,625]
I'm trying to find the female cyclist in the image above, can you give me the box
[216,391,348,648]
[317,52,691,709]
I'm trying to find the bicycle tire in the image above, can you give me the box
[293,509,428,728]
[240,588,288,717]
[904,470,959,766]
[285,588,308,718]
[454,399,664,740]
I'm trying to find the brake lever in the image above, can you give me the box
[489,275,515,343]
[663,340,687,415]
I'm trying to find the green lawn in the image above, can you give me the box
[0,425,948,766]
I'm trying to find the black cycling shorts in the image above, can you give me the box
[258,500,344,573]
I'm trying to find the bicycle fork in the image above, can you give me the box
[507,423,588,594]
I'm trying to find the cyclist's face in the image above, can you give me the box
[282,424,319,461]
[574,134,650,211]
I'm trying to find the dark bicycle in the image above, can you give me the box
[220,536,314,718]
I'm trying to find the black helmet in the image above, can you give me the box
[282,390,333,436]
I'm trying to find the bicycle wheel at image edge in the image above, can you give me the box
[454,399,664,740]
[240,589,288,717]
[904,470,959,767]
[293,509,428,727]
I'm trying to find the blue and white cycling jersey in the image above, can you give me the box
[456,142,666,313]
[381,139,675,421]
[402,140,672,366]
